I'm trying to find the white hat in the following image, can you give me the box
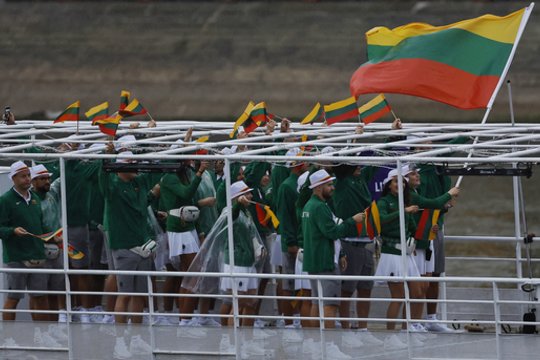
[320,146,336,155]
[383,168,409,185]
[230,180,252,199]
[221,146,238,155]
[9,161,29,179]
[297,170,310,192]
[116,151,136,164]
[402,163,419,177]
[169,138,184,150]
[30,164,52,180]
[285,147,302,168]
[309,169,335,189]
[114,135,136,151]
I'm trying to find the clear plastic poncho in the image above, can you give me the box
[182,207,266,294]
[194,171,219,236]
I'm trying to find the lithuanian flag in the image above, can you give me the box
[85,102,109,125]
[95,113,122,136]
[324,96,359,125]
[119,90,131,111]
[54,101,80,123]
[350,7,530,109]
[358,94,391,124]
[230,101,254,138]
[243,102,267,134]
[355,201,381,239]
[301,102,324,125]
[414,209,441,241]
[196,136,209,143]
[119,98,147,117]
[255,203,280,229]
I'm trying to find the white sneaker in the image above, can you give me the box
[179,318,195,327]
[48,324,68,342]
[58,311,68,323]
[275,318,285,328]
[114,337,132,359]
[153,315,173,326]
[253,328,276,340]
[219,334,235,353]
[425,321,456,333]
[357,330,383,346]
[3,337,18,347]
[197,317,222,327]
[102,314,115,324]
[254,318,268,328]
[89,306,104,323]
[78,308,91,324]
[409,323,428,333]
[129,335,152,355]
[34,328,61,348]
[325,341,351,360]
[177,326,207,339]
[282,328,303,343]
[341,331,364,348]
[384,334,407,351]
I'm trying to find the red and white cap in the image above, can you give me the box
[230,180,252,199]
[9,161,29,179]
[30,164,52,180]
[309,169,335,189]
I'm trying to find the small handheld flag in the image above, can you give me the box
[95,113,122,136]
[119,98,147,117]
[358,94,392,124]
[301,102,324,125]
[230,101,255,138]
[323,97,359,125]
[119,90,131,111]
[54,101,80,123]
[85,102,109,125]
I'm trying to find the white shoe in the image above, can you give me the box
[325,341,351,360]
[384,334,407,351]
[89,306,104,323]
[179,318,197,327]
[254,318,268,328]
[253,328,276,340]
[282,328,303,343]
[341,331,364,348]
[77,308,91,323]
[48,324,68,342]
[129,335,152,355]
[2,337,18,347]
[114,337,132,359]
[275,318,285,328]
[177,326,207,339]
[196,317,222,327]
[58,311,68,323]
[425,321,456,333]
[219,334,235,353]
[102,314,115,324]
[409,323,428,333]
[153,315,173,326]
[357,330,383,346]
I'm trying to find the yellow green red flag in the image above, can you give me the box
[324,97,359,125]
[85,102,109,125]
[358,94,391,124]
[54,101,80,123]
[230,101,255,138]
[301,102,324,125]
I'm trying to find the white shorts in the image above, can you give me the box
[220,264,259,292]
[413,242,435,275]
[294,252,311,291]
[167,230,199,258]
[374,253,420,282]
[270,235,283,267]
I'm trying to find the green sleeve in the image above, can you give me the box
[161,174,202,200]
[377,197,400,225]
[98,166,111,199]
[315,203,356,239]
[410,191,451,209]
[276,185,298,247]
[139,173,164,194]
[0,198,14,240]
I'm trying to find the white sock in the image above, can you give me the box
[427,313,437,321]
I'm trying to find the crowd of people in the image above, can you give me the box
[0,116,465,359]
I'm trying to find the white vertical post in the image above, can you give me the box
[492,282,502,360]
[223,159,240,360]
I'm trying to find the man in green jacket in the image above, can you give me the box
[0,161,48,321]
[302,169,364,330]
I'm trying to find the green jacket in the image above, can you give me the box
[244,161,273,236]
[194,171,218,236]
[34,179,61,232]
[99,170,161,250]
[276,172,299,251]
[270,164,290,208]
[302,195,357,273]
[0,188,46,262]
[88,179,105,230]
[377,193,417,255]
[223,205,256,267]
[160,172,201,233]
[216,163,242,214]
[65,160,101,227]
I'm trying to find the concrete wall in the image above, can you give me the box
[0,1,538,122]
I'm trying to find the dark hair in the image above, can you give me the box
[333,164,356,179]
[175,161,193,184]
[382,177,411,206]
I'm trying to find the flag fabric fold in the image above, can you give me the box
[119,98,147,117]
[255,203,280,229]
[355,201,381,239]
[95,113,122,136]
[230,101,255,138]
[358,94,392,124]
[350,8,527,109]
[119,90,131,111]
[243,102,268,134]
[85,102,109,125]
[324,96,359,125]
[414,209,441,241]
[301,102,324,125]
[54,101,80,123]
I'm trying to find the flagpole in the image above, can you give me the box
[390,109,399,121]
[76,119,79,135]
[455,3,534,188]
[146,111,155,122]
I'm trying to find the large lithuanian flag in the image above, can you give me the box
[350,7,532,109]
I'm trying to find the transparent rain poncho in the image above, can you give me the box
[194,171,219,236]
[182,207,266,294]
[147,205,168,271]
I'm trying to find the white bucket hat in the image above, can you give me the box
[116,151,136,164]
[297,170,310,193]
[30,164,52,180]
[285,147,302,168]
[230,180,252,199]
[9,161,29,179]
[383,168,409,185]
[309,169,335,189]
[114,135,136,151]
